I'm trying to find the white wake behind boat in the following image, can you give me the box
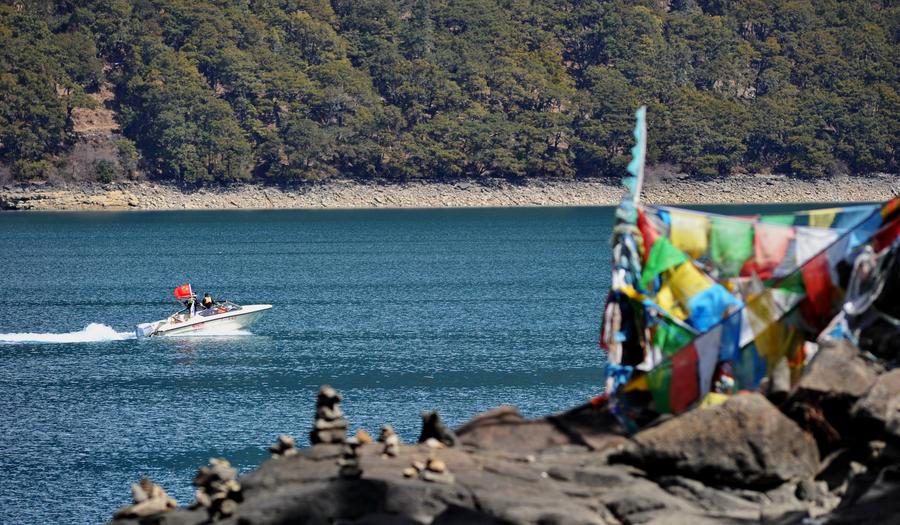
[135,302,272,338]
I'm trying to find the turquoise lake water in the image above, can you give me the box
[0,207,615,524]
[0,204,835,524]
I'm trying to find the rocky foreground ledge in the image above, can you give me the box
[108,339,898,525]
[3,174,897,211]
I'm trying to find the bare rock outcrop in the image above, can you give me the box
[825,464,900,524]
[852,369,900,445]
[616,393,820,489]
[782,339,879,453]
[794,340,878,398]
[107,386,894,525]
[456,404,627,454]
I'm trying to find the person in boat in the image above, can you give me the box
[182,295,196,318]
[201,293,214,309]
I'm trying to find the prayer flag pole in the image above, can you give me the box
[627,106,647,206]
[617,106,647,224]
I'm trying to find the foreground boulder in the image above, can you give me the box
[107,440,825,525]
[456,404,627,455]
[793,340,878,399]
[852,369,900,445]
[174,443,613,524]
[616,393,819,489]
[782,339,879,454]
[107,397,863,525]
[825,464,900,524]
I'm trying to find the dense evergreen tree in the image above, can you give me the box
[0,0,896,182]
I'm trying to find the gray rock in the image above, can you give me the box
[852,369,900,444]
[656,476,761,520]
[617,393,819,489]
[598,475,705,525]
[825,464,900,524]
[795,339,877,398]
[605,495,668,523]
[795,478,819,502]
[546,465,642,487]
[456,405,570,453]
[456,404,626,454]
[782,339,879,454]
[103,399,892,525]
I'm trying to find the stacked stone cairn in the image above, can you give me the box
[192,458,243,520]
[401,456,455,484]
[113,477,177,519]
[269,434,298,458]
[310,385,348,445]
[337,437,363,479]
[422,457,455,484]
[378,424,399,457]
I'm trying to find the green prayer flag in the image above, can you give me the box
[647,361,673,413]
[710,217,754,277]
[770,272,806,294]
[641,237,688,290]
[653,318,694,357]
[760,214,795,226]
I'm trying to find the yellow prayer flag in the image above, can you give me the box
[669,210,709,259]
[667,262,713,304]
[742,288,776,344]
[808,209,837,229]
[655,283,688,320]
[623,374,649,392]
[699,392,730,408]
[754,321,803,376]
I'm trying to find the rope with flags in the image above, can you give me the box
[600,108,900,430]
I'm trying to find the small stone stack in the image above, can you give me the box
[310,385,348,445]
[422,457,455,484]
[355,429,373,444]
[401,456,455,484]
[379,424,399,457]
[192,458,243,520]
[113,478,177,519]
[337,437,363,479]
[269,435,298,458]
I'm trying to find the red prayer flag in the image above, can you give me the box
[173,283,193,299]
[881,196,900,221]
[873,217,900,252]
[637,209,661,262]
[800,253,834,331]
[669,344,700,413]
[742,223,794,280]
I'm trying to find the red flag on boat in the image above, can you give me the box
[173,283,193,299]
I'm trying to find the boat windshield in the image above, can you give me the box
[169,301,242,322]
[196,301,242,317]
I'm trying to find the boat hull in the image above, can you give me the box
[142,304,272,337]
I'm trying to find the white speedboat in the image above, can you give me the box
[135,301,272,337]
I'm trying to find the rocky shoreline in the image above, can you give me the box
[107,338,899,525]
[1,174,897,211]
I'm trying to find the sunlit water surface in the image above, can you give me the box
[0,203,821,523]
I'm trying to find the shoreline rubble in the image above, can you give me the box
[1,173,896,211]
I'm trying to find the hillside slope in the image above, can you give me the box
[1,0,897,184]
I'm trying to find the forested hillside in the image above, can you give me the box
[0,0,897,184]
